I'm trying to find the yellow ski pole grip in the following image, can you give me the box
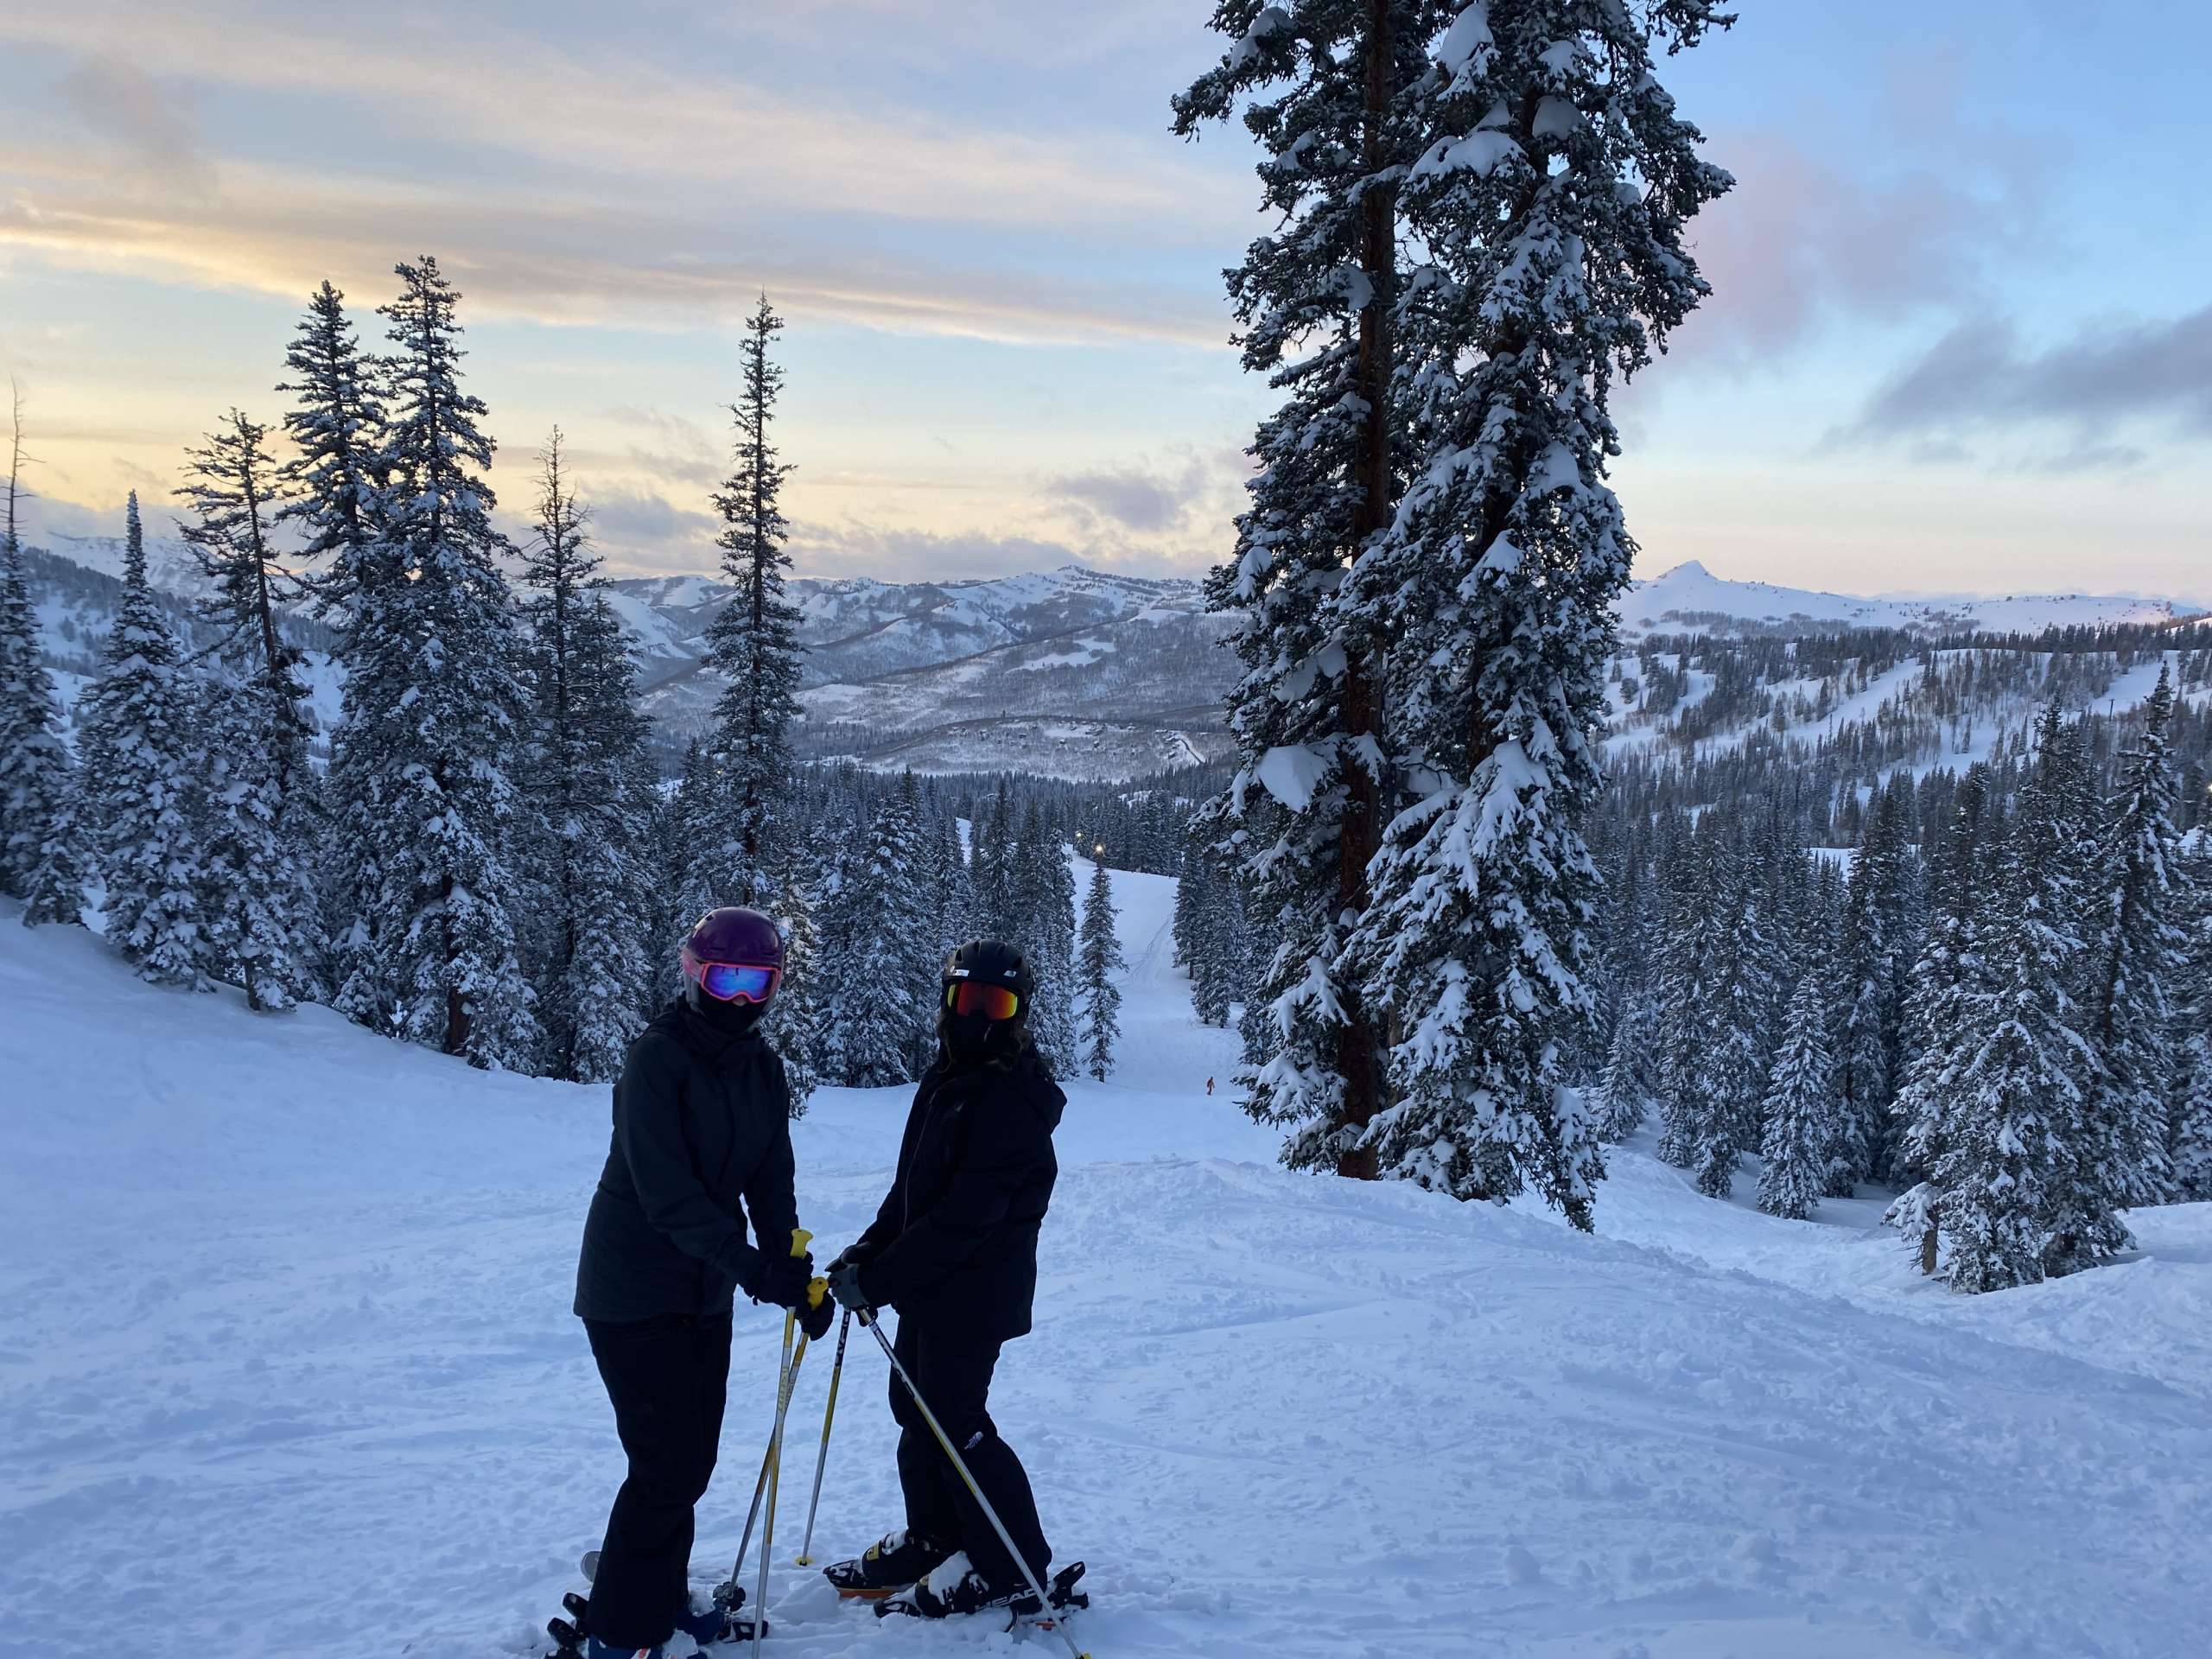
[789,1226,812,1257]
[807,1276,828,1308]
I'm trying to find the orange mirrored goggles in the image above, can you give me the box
[945,980,1021,1021]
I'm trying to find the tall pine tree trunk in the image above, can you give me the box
[1334,0,1396,1180]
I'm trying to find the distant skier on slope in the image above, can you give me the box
[821,938,1071,1621]
[569,906,832,1659]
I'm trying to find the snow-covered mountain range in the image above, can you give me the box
[17,537,2204,781]
[607,564,1238,779]
[1622,559,2201,639]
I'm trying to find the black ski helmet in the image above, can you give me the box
[939,938,1033,1063]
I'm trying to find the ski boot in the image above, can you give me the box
[876,1555,1090,1629]
[822,1529,951,1601]
[681,1592,766,1648]
[544,1592,593,1657]
[550,1589,760,1656]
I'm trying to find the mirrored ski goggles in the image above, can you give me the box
[945,980,1021,1021]
[684,955,781,1005]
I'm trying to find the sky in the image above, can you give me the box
[2,1,2207,598]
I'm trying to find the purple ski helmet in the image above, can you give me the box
[680,906,785,1007]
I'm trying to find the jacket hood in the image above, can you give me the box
[1027,1065,1067,1133]
[1007,1047,1067,1132]
[928,1045,1065,1133]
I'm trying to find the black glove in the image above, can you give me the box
[828,1259,873,1314]
[751,1250,814,1311]
[826,1243,872,1276]
[800,1290,835,1342]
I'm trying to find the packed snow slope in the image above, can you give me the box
[4,866,2210,1659]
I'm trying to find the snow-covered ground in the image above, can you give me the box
[3,867,2209,1659]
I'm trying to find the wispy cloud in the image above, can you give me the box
[1048,456,1212,533]
[1677,131,2043,362]
[587,485,721,570]
[0,4,1245,346]
[789,520,1082,582]
[1837,307,2212,462]
[53,53,214,197]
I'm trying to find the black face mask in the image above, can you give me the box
[938,1007,1023,1066]
[688,984,766,1034]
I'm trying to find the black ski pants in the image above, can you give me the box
[584,1312,732,1648]
[889,1318,1051,1592]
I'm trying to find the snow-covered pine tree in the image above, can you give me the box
[1176,846,1240,1027]
[1758,969,1840,1220]
[178,409,315,803]
[1708,817,1780,1179]
[76,494,208,985]
[1936,704,2116,1293]
[1834,781,1915,1185]
[2170,836,2212,1199]
[1236,884,1280,1071]
[659,737,718,1002]
[807,792,861,1085]
[349,257,538,1068]
[700,295,804,906]
[1597,824,1654,1062]
[2037,707,2135,1277]
[1654,816,1736,1186]
[972,779,1019,942]
[194,672,320,1009]
[518,433,655,1081]
[764,858,824,1115]
[1077,854,1124,1082]
[278,282,388,588]
[1174,0,1425,1179]
[1015,800,1079,1075]
[0,388,84,925]
[280,280,391,1024]
[830,779,933,1086]
[176,406,322,1006]
[1889,765,1995,1270]
[2082,664,2183,1206]
[1338,0,1734,1224]
[932,810,975,960]
[1592,993,1657,1142]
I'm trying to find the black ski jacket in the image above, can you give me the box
[574,1000,798,1323]
[853,1045,1065,1340]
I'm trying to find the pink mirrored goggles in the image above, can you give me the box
[681,945,782,1005]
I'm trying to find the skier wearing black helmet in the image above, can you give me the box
[821,938,1068,1621]
[570,906,831,1659]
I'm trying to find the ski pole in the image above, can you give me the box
[793,1307,852,1566]
[862,1310,1091,1659]
[717,1229,817,1616]
[753,1233,828,1659]
[721,1336,811,1603]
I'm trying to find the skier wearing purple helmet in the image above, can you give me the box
[571,906,832,1658]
